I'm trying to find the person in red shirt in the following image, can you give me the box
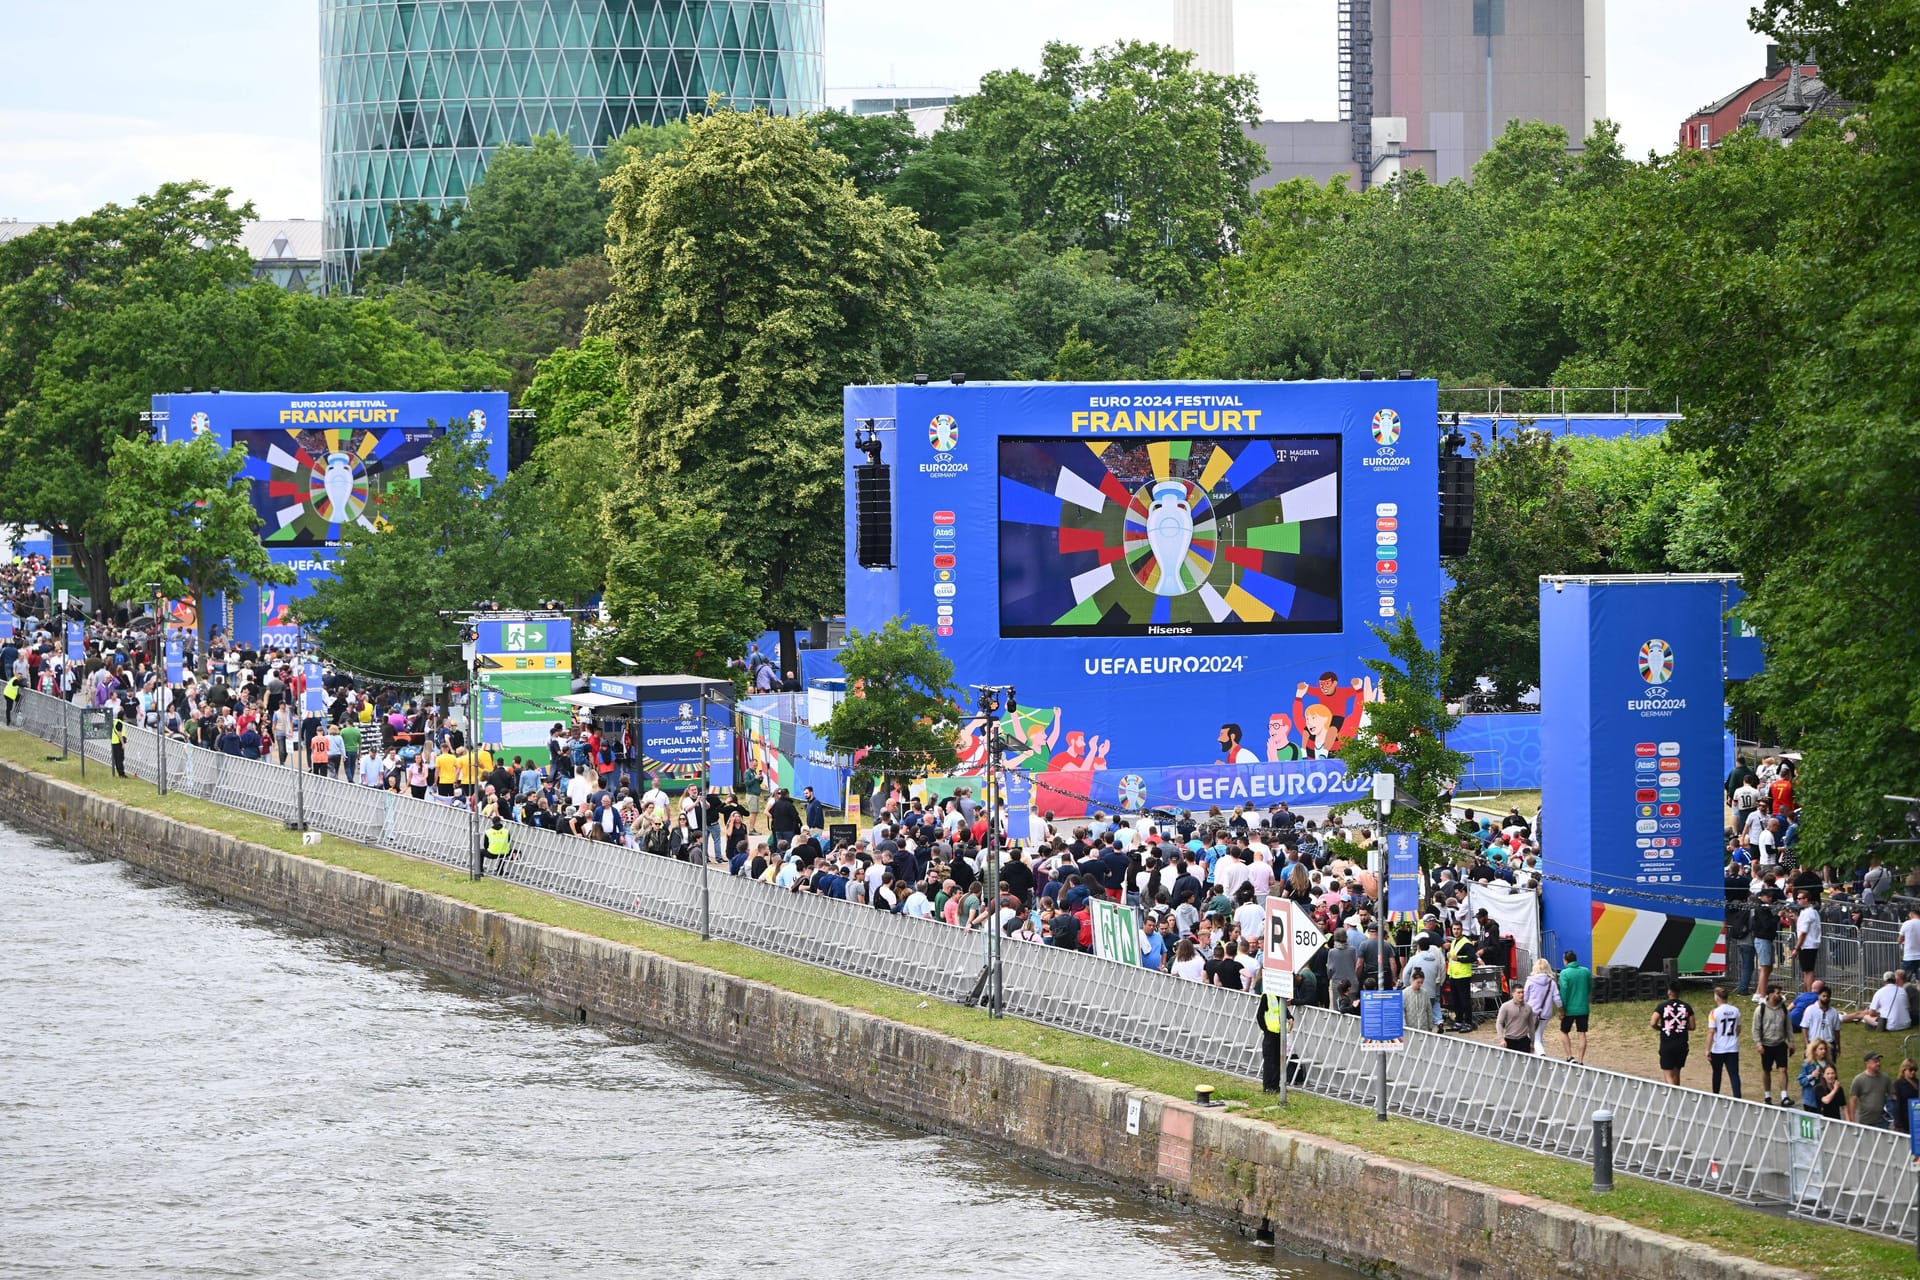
[1768,767,1796,818]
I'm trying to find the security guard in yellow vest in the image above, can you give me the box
[3,672,19,726]
[1256,987,1288,1091]
[110,709,128,778]
[1446,932,1478,1030]
[483,817,510,862]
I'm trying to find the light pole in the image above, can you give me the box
[146,582,166,797]
[970,682,1016,1018]
[697,688,711,941]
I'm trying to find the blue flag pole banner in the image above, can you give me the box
[164,637,184,687]
[147,390,509,648]
[0,603,15,641]
[1540,576,1733,973]
[845,380,1441,773]
[1386,832,1422,922]
[65,621,84,663]
[302,661,325,717]
[1359,989,1406,1052]
[479,689,504,748]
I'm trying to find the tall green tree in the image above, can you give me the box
[587,500,762,680]
[1335,614,1469,853]
[1439,431,1601,705]
[818,619,960,795]
[598,106,936,673]
[0,183,253,604]
[950,41,1265,301]
[810,109,927,196]
[102,433,293,668]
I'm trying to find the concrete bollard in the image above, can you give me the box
[1592,1109,1615,1194]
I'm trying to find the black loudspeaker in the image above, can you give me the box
[1439,454,1475,559]
[855,463,894,568]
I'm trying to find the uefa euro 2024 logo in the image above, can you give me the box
[1371,408,1401,446]
[929,415,959,452]
[1639,638,1674,684]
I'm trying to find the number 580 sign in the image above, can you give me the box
[1265,898,1328,974]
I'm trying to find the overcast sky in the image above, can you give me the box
[0,1,1773,222]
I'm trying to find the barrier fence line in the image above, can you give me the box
[11,685,1915,1241]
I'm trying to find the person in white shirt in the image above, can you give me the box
[1794,893,1823,990]
[1233,894,1264,947]
[1246,854,1274,902]
[1843,972,1915,1032]
[641,778,669,816]
[1901,906,1920,969]
[1706,986,1744,1097]
[1801,986,1841,1055]
[901,886,933,919]
[1215,852,1249,898]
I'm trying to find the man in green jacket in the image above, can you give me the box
[1557,950,1593,1064]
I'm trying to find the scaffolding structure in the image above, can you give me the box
[1338,0,1374,185]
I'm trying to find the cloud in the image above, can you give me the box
[0,111,319,221]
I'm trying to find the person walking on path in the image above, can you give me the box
[1754,986,1792,1105]
[1522,958,1561,1055]
[1557,950,1592,1063]
[1707,986,1744,1098]
[1794,891,1823,991]
[1495,987,1537,1052]
[1652,983,1695,1086]
[1849,1052,1892,1128]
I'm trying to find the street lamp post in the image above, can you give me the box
[698,690,711,941]
[970,682,1016,1018]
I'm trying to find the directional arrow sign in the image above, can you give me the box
[1265,898,1327,974]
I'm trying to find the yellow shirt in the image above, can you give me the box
[435,753,460,785]
[475,747,493,774]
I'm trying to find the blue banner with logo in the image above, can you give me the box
[1540,578,1727,972]
[1386,832,1422,919]
[65,621,84,663]
[164,637,184,686]
[0,604,14,641]
[1029,757,1368,819]
[302,660,325,717]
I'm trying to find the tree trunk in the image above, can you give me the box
[74,537,112,619]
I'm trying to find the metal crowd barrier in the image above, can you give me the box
[9,686,1915,1241]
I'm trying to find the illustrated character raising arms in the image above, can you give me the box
[1048,729,1109,773]
[1294,672,1377,752]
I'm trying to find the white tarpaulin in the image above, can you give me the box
[1469,882,1541,965]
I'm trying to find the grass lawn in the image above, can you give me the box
[2,730,1913,1279]
[1452,789,1541,819]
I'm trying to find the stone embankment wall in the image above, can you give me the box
[3,759,1799,1280]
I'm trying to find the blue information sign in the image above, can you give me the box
[303,661,325,716]
[1359,989,1405,1051]
[1910,1100,1920,1159]
[65,621,84,663]
[164,636,184,687]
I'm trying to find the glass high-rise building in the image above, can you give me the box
[321,0,826,284]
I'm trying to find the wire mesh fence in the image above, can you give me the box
[9,686,1915,1240]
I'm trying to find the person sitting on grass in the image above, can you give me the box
[1840,971,1914,1033]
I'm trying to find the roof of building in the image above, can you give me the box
[0,219,51,245]
[239,218,323,263]
[1740,73,1855,140]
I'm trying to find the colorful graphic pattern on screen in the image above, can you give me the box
[998,436,1342,637]
[238,426,436,548]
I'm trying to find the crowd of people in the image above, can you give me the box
[13,605,1920,1134]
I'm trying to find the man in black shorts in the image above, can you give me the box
[1650,982,1694,1086]
[1753,985,1792,1104]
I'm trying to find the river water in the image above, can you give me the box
[0,824,1352,1279]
